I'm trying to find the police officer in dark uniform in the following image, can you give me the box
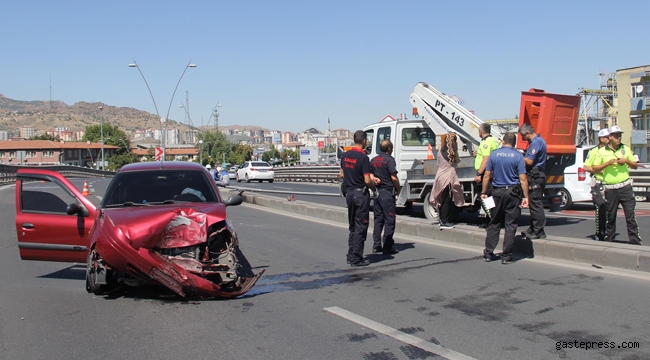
[340,130,377,267]
[481,133,529,264]
[518,123,547,239]
[371,139,401,255]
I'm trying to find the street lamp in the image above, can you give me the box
[199,140,203,166]
[99,105,104,170]
[128,60,196,162]
[204,103,222,130]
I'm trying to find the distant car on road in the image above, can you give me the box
[228,166,237,180]
[236,161,274,183]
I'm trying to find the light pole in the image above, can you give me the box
[199,140,203,166]
[128,60,196,162]
[99,105,104,170]
[205,103,222,130]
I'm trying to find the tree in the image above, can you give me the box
[30,133,60,141]
[83,124,131,155]
[262,147,281,162]
[108,153,139,171]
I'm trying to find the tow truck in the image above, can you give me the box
[362,82,580,220]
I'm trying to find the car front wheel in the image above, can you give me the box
[269,179,274,183]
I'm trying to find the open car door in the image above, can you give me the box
[15,169,98,263]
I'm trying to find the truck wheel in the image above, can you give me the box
[556,188,573,210]
[423,192,439,221]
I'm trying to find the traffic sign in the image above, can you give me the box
[155,147,163,161]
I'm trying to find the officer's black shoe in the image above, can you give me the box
[439,223,455,230]
[483,253,498,262]
[346,256,351,264]
[525,233,547,240]
[501,257,516,264]
[629,241,643,246]
[372,246,383,253]
[350,260,370,267]
[382,248,399,255]
[521,230,534,238]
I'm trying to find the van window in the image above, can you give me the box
[364,129,374,155]
[376,127,392,153]
[401,127,435,147]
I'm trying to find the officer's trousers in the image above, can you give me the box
[373,188,396,250]
[484,187,521,260]
[526,173,546,236]
[346,189,370,263]
[604,184,642,244]
[590,184,607,241]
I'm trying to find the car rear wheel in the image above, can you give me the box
[423,191,439,221]
[246,174,251,183]
[556,188,573,210]
[237,173,241,182]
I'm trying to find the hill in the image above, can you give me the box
[0,94,196,136]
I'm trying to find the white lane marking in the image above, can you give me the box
[95,196,103,201]
[272,186,293,190]
[324,306,476,360]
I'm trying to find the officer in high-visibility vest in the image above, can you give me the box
[473,123,501,228]
[583,128,610,241]
[589,125,642,245]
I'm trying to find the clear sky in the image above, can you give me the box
[2,0,647,134]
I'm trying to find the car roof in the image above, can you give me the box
[118,161,204,173]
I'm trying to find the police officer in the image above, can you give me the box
[371,139,401,255]
[340,130,377,266]
[589,125,642,245]
[518,123,547,239]
[481,133,529,264]
[583,128,610,241]
[473,123,500,228]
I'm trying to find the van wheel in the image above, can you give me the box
[556,188,573,210]
[423,192,439,221]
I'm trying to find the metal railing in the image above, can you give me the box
[0,164,115,186]
[273,165,340,183]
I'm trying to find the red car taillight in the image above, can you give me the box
[250,167,257,171]
[578,167,586,181]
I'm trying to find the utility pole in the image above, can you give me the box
[99,105,104,170]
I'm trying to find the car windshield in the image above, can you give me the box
[101,169,218,207]
[252,162,271,167]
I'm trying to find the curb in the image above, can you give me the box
[238,192,650,274]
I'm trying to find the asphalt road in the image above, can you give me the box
[1,181,649,359]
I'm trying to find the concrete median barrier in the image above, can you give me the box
[239,191,650,274]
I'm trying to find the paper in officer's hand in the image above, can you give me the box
[482,196,496,209]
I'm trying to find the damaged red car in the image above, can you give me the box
[15,162,263,298]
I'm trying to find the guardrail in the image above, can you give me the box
[273,165,340,183]
[631,165,650,197]
[272,164,650,199]
[0,164,115,186]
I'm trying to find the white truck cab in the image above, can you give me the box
[363,116,434,186]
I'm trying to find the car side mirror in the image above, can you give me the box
[66,202,89,216]
[223,195,243,207]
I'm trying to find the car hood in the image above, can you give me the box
[102,203,228,249]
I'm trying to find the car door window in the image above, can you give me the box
[376,127,392,154]
[365,129,375,155]
[21,179,76,214]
